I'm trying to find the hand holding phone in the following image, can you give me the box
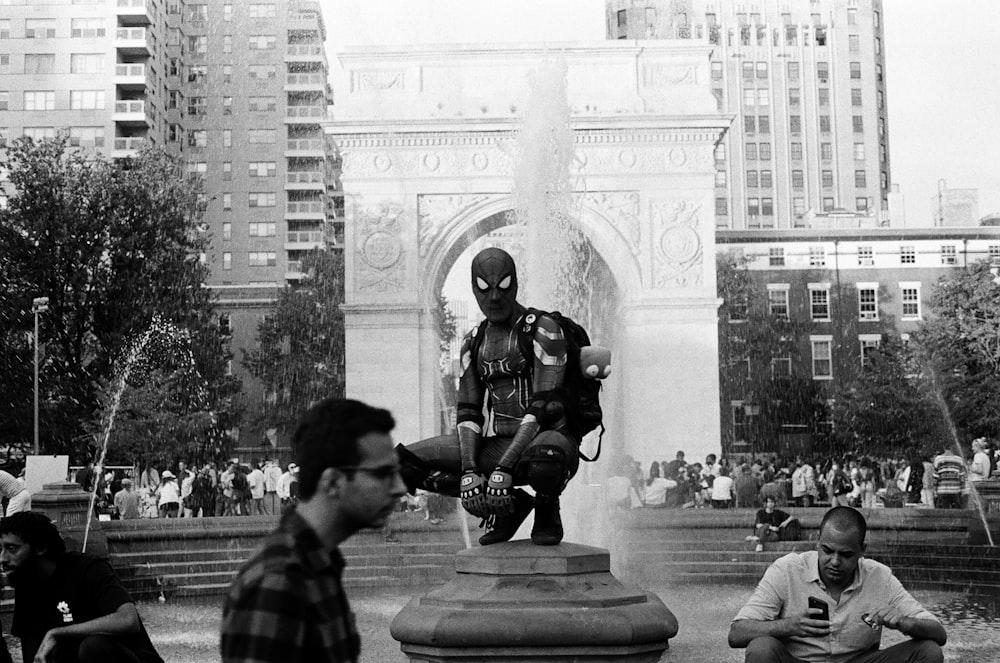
[808,596,830,622]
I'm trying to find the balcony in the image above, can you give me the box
[114,63,146,89]
[284,230,325,250]
[115,28,150,55]
[112,136,147,158]
[284,72,326,92]
[285,201,325,219]
[285,44,325,63]
[285,170,326,190]
[285,260,306,280]
[116,0,152,25]
[284,138,326,158]
[284,105,326,123]
[113,100,148,125]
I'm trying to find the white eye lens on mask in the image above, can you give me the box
[498,275,512,289]
[476,277,489,291]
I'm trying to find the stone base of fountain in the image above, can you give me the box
[390,540,677,662]
[30,481,108,558]
[968,479,1000,545]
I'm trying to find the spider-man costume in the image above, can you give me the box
[397,248,578,545]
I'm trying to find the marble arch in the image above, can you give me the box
[329,41,732,465]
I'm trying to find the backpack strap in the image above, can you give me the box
[577,425,604,463]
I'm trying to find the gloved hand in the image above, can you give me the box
[460,472,490,517]
[486,468,516,515]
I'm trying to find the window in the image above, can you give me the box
[249,161,276,177]
[768,285,789,318]
[819,115,831,133]
[23,91,55,111]
[854,142,866,160]
[990,244,1000,262]
[849,34,860,52]
[249,96,277,112]
[70,53,104,74]
[187,96,207,116]
[187,162,207,175]
[856,197,870,212]
[851,88,863,107]
[23,127,56,141]
[168,58,180,77]
[747,170,759,188]
[188,36,208,54]
[223,252,232,270]
[850,62,862,79]
[222,65,232,84]
[811,336,833,379]
[71,18,105,38]
[248,129,276,143]
[857,283,879,321]
[222,96,233,115]
[249,222,277,237]
[760,170,773,188]
[745,143,757,160]
[822,170,834,188]
[900,283,921,319]
[761,198,774,216]
[187,65,207,84]
[186,4,208,21]
[758,116,770,134]
[715,197,728,216]
[715,170,727,186]
[810,247,826,268]
[222,161,232,180]
[900,246,915,264]
[817,62,829,80]
[941,245,957,265]
[790,143,803,160]
[248,192,277,207]
[742,62,754,81]
[756,89,769,106]
[744,116,756,134]
[167,90,180,110]
[25,19,57,39]
[0,20,9,40]
[743,89,756,107]
[860,335,880,368]
[787,61,800,81]
[249,65,276,80]
[222,193,232,209]
[793,198,806,218]
[24,53,55,74]
[222,223,232,241]
[68,126,104,147]
[821,143,833,161]
[858,246,874,266]
[223,35,232,53]
[248,252,277,267]
[0,92,6,111]
[711,61,723,81]
[0,54,8,75]
[759,143,771,161]
[168,124,182,142]
[616,9,627,28]
[789,115,802,134]
[792,170,804,189]
[224,2,233,21]
[771,355,792,379]
[249,35,277,50]
[853,115,864,132]
[748,198,760,217]
[854,170,867,188]
[769,248,785,267]
[728,293,748,322]
[756,62,768,79]
[822,197,835,212]
[818,87,830,106]
[847,8,858,25]
[715,143,726,162]
[186,130,207,147]
[222,129,232,148]
[789,88,800,106]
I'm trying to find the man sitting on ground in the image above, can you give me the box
[730,506,946,663]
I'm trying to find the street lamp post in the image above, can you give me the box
[32,297,49,456]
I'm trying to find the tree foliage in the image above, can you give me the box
[0,136,236,463]
[717,252,827,454]
[242,249,346,434]
[916,260,1000,443]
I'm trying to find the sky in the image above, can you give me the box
[320,0,1000,226]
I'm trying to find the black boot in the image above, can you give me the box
[479,489,533,546]
[396,444,459,495]
[531,493,563,545]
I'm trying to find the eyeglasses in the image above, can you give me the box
[336,465,401,481]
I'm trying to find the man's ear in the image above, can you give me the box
[318,467,344,498]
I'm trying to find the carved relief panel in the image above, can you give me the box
[354,203,407,293]
[650,199,705,289]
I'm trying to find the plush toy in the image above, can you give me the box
[580,345,612,379]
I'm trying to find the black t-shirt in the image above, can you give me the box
[755,508,789,528]
[12,552,163,663]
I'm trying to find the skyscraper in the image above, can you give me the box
[0,0,338,401]
[607,0,890,230]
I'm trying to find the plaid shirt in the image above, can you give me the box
[220,511,360,663]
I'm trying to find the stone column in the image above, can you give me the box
[391,541,677,662]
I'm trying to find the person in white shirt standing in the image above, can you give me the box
[247,461,266,515]
[262,459,282,515]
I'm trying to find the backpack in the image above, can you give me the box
[470,308,605,461]
[833,471,852,496]
[231,471,248,496]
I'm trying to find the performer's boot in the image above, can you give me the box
[395,444,460,495]
[531,493,563,545]
[479,489,533,546]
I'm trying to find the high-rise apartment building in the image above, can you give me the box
[0,0,339,402]
[607,1,890,231]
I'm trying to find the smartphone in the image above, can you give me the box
[808,596,830,621]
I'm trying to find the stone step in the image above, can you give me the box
[625,546,1000,568]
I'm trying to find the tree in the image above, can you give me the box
[916,260,1000,443]
[0,136,236,462]
[242,249,346,434]
[717,252,827,455]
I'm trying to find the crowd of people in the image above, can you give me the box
[610,439,1000,511]
[74,458,302,520]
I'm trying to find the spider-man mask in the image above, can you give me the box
[471,248,519,325]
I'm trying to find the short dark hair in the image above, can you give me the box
[819,506,867,544]
[0,512,66,558]
[292,398,395,500]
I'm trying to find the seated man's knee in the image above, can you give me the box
[745,636,786,663]
[912,639,944,663]
[77,634,128,663]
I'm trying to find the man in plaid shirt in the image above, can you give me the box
[221,399,407,663]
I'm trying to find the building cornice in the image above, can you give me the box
[717,228,1000,244]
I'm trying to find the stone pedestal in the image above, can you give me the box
[30,481,108,558]
[967,480,1000,545]
[390,541,677,662]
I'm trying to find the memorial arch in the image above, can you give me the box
[329,41,732,465]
